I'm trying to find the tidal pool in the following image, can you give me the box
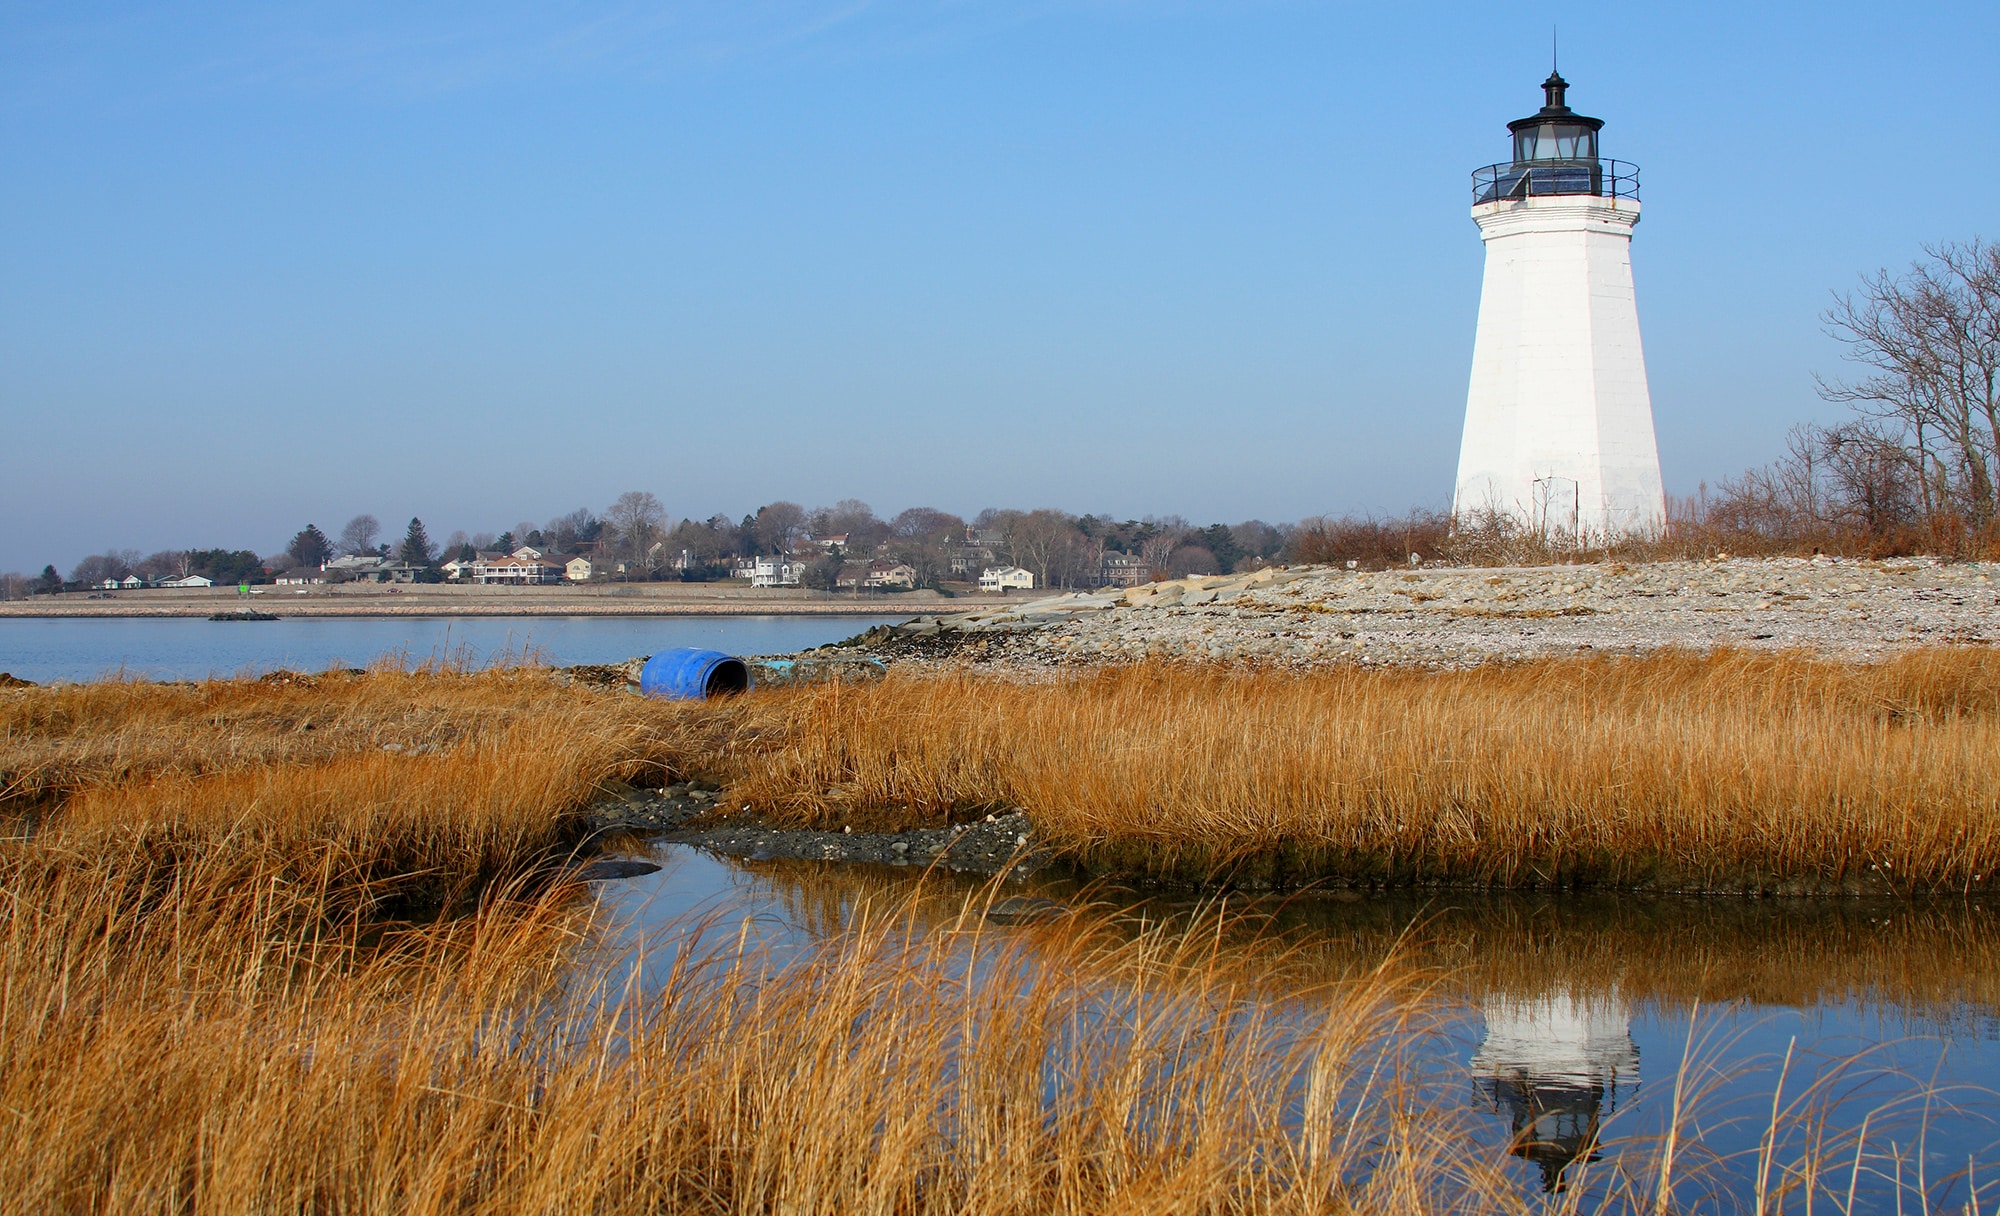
[596,843,2000,1209]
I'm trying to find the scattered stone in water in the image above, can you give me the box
[982,897,1069,924]
[574,859,663,882]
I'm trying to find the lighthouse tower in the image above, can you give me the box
[1454,72,1666,540]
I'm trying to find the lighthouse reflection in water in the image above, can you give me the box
[1470,988,1639,1192]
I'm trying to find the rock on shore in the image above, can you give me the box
[831,557,1999,670]
[586,782,1049,876]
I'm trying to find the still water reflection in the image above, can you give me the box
[597,846,2000,1207]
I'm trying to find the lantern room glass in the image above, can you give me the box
[1514,122,1598,163]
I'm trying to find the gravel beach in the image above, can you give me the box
[839,556,2000,671]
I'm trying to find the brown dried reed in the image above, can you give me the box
[717,648,2000,894]
[9,649,2000,895]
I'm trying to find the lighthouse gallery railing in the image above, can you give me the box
[1471,158,1640,206]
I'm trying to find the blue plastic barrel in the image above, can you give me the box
[638,648,752,700]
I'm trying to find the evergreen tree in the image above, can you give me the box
[287,523,332,568]
[1197,523,1244,573]
[495,531,515,553]
[400,517,436,567]
[39,565,60,592]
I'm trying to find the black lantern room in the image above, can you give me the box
[1509,72,1601,164]
[1473,73,1638,204]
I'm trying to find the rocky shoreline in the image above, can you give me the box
[586,782,1050,878]
[828,556,2000,671]
[568,556,2000,888]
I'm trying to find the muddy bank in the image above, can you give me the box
[586,785,1051,877]
[586,792,1924,896]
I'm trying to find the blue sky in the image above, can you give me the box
[2,1,1994,570]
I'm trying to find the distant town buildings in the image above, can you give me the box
[52,515,1190,599]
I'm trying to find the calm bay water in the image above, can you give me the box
[0,615,904,684]
[598,847,2000,1209]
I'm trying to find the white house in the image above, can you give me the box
[750,555,804,588]
[162,574,214,589]
[979,566,1034,592]
[274,569,322,587]
[564,556,594,583]
[473,555,563,585]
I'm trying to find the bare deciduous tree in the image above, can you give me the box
[999,509,1091,589]
[752,501,807,555]
[1819,238,2000,530]
[1138,519,1186,576]
[605,492,667,568]
[137,549,194,581]
[543,509,599,553]
[338,515,381,557]
[69,551,140,587]
[891,508,964,547]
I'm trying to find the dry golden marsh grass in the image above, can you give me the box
[722,647,2000,893]
[4,654,2000,1211]
[7,647,2000,893]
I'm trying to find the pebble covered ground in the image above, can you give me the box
[842,556,2000,671]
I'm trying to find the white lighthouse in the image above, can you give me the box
[1454,72,1666,541]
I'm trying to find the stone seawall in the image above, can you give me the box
[834,558,2000,670]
